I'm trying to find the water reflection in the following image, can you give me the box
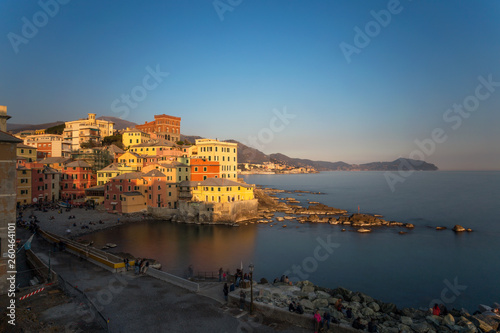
[82,220,258,276]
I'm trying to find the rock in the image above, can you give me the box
[400,316,413,326]
[380,302,397,314]
[327,297,337,305]
[453,225,466,232]
[411,321,431,333]
[332,309,344,320]
[361,307,375,317]
[398,323,412,332]
[470,315,494,332]
[368,302,380,312]
[350,294,361,303]
[349,301,362,311]
[332,287,352,301]
[443,313,455,327]
[426,315,442,326]
[315,291,330,299]
[301,285,315,293]
[313,298,329,309]
[299,299,314,310]
[405,223,415,228]
[358,292,374,304]
[466,228,473,232]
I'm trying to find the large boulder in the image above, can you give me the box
[443,313,455,327]
[400,316,413,326]
[411,321,432,333]
[453,225,466,232]
[368,302,380,312]
[315,291,331,299]
[350,294,361,303]
[332,287,352,301]
[299,299,314,310]
[470,315,494,332]
[426,315,442,327]
[301,285,315,293]
[380,302,397,314]
[361,307,375,317]
[313,298,329,309]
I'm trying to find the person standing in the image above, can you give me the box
[223,283,229,303]
[219,267,223,282]
[322,311,331,330]
[313,309,321,333]
[124,258,130,271]
[239,290,246,311]
[134,259,141,275]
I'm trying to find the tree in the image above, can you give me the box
[102,134,123,148]
[46,123,65,135]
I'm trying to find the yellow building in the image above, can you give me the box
[143,161,190,182]
[17,143,37,162]
[35,129,46,135]
[121,192,146,213]
[97,163,135,185]
[16,164,31,205]
[116,151,144,171]
[129,141,176,156]
[182,178,254,203]
[122,127,150,149]
[195,139,237,179]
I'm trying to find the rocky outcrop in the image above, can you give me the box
[233,280,496,333]
[453,225,466,232]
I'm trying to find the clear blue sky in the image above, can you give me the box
[1,0,499,170]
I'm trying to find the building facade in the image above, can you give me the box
[190,158,220,181]
[63,113,114,151]
[60,160,96,201]
[24,134,71,158]
[135,114,181,143]
[195,139,238,179]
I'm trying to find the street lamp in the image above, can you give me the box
[248,263,254,315]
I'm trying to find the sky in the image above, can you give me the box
[1,0,499,170]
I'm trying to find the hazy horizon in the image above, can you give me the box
[2,1,499,171]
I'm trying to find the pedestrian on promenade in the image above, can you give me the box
[135,259,141,275]
[219,267,223,282]
[239,290,246,311]
[124,258,130,271]
[188,264,193,278]
[143,260,149,274]
[322,311,331,330]
[223,283,229,302]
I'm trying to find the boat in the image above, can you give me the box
[58,202,71,208]
[357,228,372,233]
[106,243,117,248]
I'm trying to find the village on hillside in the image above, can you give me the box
[0,107,261,223]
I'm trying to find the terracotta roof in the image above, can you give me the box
[142,169,167,178]
[39,157,71,164]
[66,160,92,168]
[111,172,144,180]
[198,178,253,188]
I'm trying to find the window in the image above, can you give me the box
[113,194,117,200]
[158,185,161,190]
[203,176,207,180]
[194,167,198,172]
[203,167,207,172]
[168,192,171,196]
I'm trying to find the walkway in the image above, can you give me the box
[19,229,309,333]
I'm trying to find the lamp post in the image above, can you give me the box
[248,263,254,315]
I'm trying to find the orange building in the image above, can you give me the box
[60,160,96,201]
[135,114,181,143]
[190,158,220,181]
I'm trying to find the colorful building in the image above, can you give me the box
[103,172,145,213]
[63,113,114,151]
[128,141,176,156]
[38,156,72,171]
[24,134,71,158]
[97,163,135,185]
[16,161,32,205]
[115,151,145,171]
[135,114,181,143]
[60,160,96,201]
[17,143,37,162]
[179,178,254,203]
[122,127,150,149]
[190,158,220,181]
[195,139,237,179]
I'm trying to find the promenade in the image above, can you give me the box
[15,228,309,333]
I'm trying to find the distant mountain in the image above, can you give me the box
[269,153,352,171]
[97,116,137,130]
[357,158,438,171]
[180,134,203,144]
[7,121,65,133]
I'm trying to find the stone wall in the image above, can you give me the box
[147,207,178,219]
[176,199,258,224]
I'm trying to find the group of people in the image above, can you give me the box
[133,258,149,275]
[288,301,305,314]
[273,275,293,285]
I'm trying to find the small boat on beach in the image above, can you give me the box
[58,202,71,208]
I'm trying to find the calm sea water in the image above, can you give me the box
[82,171,500,310]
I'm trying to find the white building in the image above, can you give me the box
[24,134,71,158]
[63,113,114,151]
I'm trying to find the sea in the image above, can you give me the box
[81,171,500,311]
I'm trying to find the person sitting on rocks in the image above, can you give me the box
[335,298,343,312]
[352,317,366,330]
[345,308,353,319]
[368,319,378,332]
[288,301,297,312]
[322,311,331,330]
[432,303,440,316]
[439,304,448,316]
[296,303,304,314]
